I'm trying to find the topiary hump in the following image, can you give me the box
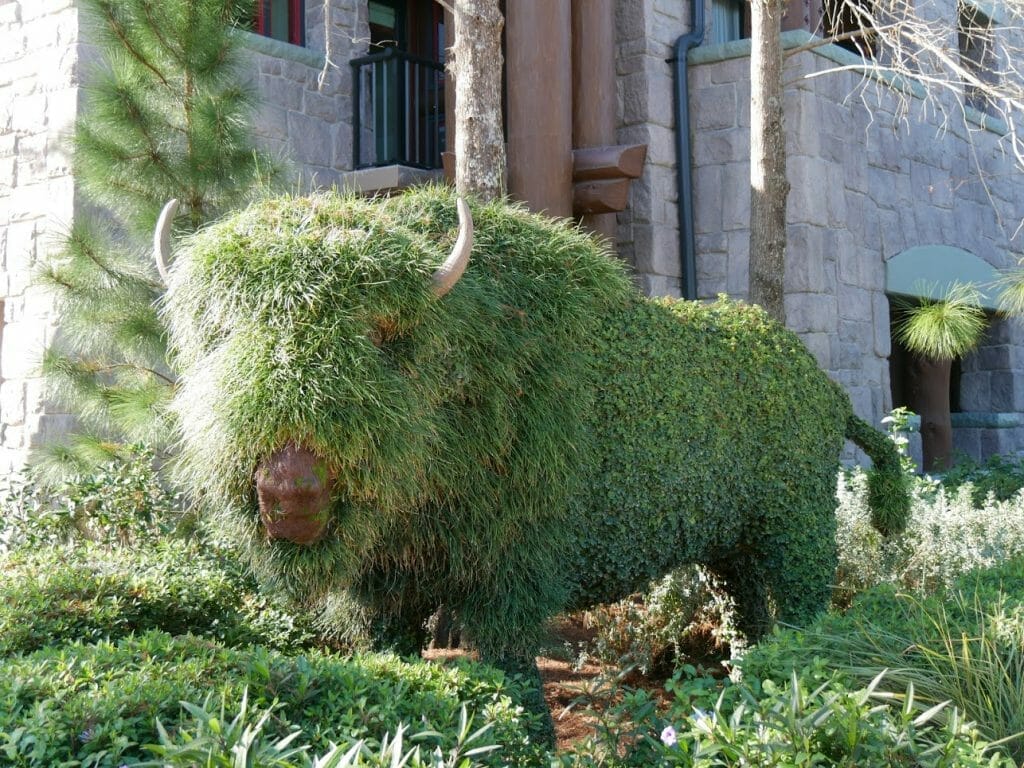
[163,185,908,670]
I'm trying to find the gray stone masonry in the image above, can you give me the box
[242,0,360,190]
[615,0,689,296]
[681,28,1024,460]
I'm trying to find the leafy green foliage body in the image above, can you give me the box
[165,187,908,663]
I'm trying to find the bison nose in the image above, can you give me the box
[255,443,334,545]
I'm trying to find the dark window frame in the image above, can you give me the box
[958,1,999,114]
[255,0,305,47]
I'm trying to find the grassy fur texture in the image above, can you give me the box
[166,186,909,659]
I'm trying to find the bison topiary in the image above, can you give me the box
[161,186,907,701]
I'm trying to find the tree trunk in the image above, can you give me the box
[906,354,953,472]
[450,0,506,201]
[748,0,790,324]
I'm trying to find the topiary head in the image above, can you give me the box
[160,191,475,596]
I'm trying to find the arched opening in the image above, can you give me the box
[886,246,1001,469]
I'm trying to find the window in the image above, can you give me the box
[255,0,305,47]
[958,2,998,113]
[823,0,877,55]
[352,0,447,169]
[710,0,746,44]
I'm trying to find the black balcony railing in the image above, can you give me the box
[351,47,446,171]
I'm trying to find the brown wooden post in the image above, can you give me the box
[572,0,618,239]
[506,1,573,217]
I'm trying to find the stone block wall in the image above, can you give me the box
[686,33,1024,455]
[0,0,80,476]
[242,0,361,190]
[615,0,690,297]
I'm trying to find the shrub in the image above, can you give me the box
[834,468,1024,601]
[941,454,1024,505]
[740,557,1024,763]
[0,540,320,656]
[0,446,182,551]
[570,567,738,676]
[143,692,504,767]
[558,667,1012,767]
[0,631,544,767]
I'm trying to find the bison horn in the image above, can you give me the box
[431,198,473,298]
[153,199,179,285]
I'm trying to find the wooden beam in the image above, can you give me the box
[572,144,648,182]
[573,178,632,215]
[572,0,618,239]
[506,1,573,217]
[442,151,455,183]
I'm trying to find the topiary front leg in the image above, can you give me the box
[481,652,555,747]
[709,553,773,642]
[352,570,433,656]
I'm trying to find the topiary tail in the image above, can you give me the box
[845,413,911,536]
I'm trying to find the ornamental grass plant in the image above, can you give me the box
[740,557,1024,764]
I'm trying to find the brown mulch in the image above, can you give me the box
[423,615,693,753]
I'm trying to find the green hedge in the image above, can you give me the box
[0,631,544,767]
[0,540,319,656]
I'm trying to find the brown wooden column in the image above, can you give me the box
[506,1,573,217]
[572,0,618,239]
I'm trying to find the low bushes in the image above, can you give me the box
[4,433,1024,766]
[740,556,1024,763]
[144,693,505,767]
[0,540,320,655]
[834,468,1024,601]
[0,447,181,550]
[0,631,544,767]
[940,453,1024,504]
[569,566,738,676]
[562,670,1011,767]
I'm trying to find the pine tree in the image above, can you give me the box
[35,0,273,480]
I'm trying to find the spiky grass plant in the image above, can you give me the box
[744,583,1024,762]
[893,283,987,471]
[894,283,987,361]
[996,264,1024,318]
[34,0,272,480]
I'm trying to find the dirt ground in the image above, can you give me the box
[423,615,671,752]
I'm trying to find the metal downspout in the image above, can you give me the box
[671,0,706,300]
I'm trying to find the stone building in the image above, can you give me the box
[1,0,1022,474]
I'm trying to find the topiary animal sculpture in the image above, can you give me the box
[160,187,907,722]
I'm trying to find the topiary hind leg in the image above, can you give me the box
[762,498,838,629]
[709,553,773,642]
